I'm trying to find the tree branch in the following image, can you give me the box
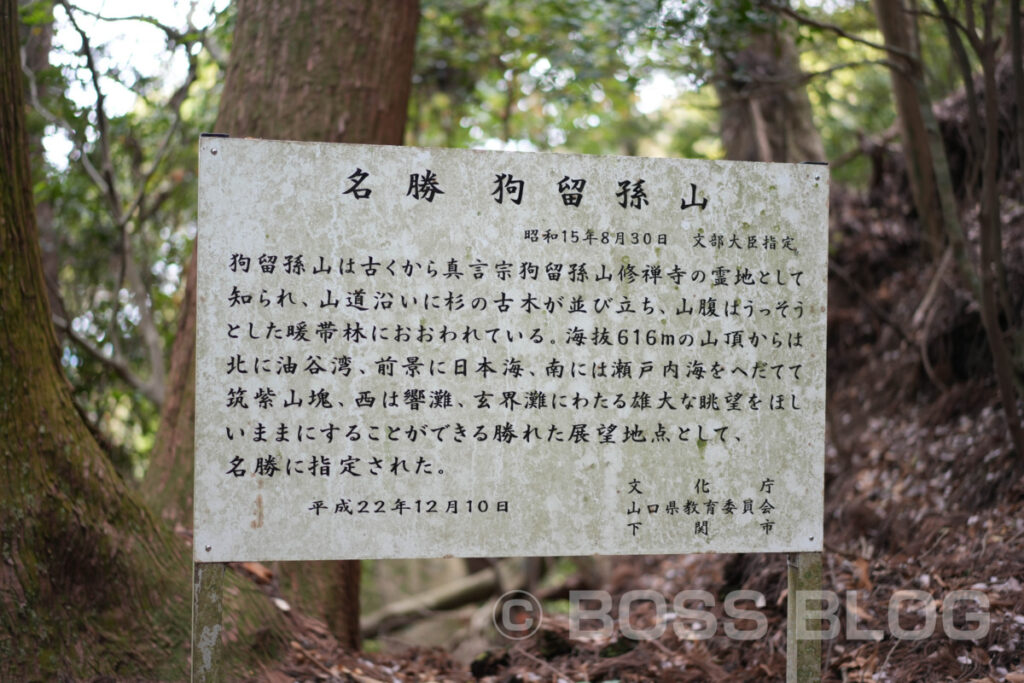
[35,3,206,414]
[711,59,905,107]
[60,0,122,223]
[20,45,108,192]
[114,60,198,392]
[53,315,164,406]
[829,127,900,170]
[828,258,914,346]
[120,54,198,229]
[911,7,975,49]
[137,185,177,224]
[67,5,187,42]
[122,217,167,402]
[758,1,921,62]
[60,2,200,371]
[933,0,984,167]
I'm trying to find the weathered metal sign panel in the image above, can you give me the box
[194,137,827,562]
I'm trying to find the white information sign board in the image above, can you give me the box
[195,137,827,562]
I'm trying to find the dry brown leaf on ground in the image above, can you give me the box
[240,561,274,584]
[854,557,873,589]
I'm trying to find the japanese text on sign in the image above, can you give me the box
[195,138,827,562]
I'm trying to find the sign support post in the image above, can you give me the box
[786,551,823,682]
[786,159,826,683]
[192,561,226,683]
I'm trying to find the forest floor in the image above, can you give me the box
[238,176,1024,682]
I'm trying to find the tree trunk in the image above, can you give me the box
[1,1,191,676]
[216,0,418,143]
[3,2,292,675]
[18,2,65,337]
[1010,0,1024,173]
[715,16,825,163]
[873,0,945,257]
[144,0,420,652]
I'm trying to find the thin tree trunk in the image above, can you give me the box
[873,0,945,257]
[1011,0,1024,173]
[978,4,1024,459]
[18,2,65,336]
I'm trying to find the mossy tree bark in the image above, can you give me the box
[18,0,65,336]
[143,0,420,651]
[714,14,825,163]
[1,0,191,676]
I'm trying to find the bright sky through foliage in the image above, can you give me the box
[44,0,227,165]
[43,0,682,159]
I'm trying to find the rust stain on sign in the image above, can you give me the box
[251,494,264,529]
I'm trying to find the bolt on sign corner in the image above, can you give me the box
[194,137,828,563]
